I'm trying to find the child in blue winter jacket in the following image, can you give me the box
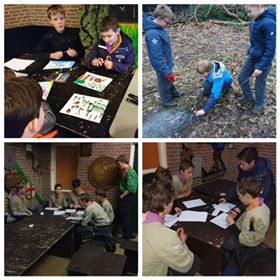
[238,5,276,115]
[195,60,232,116]
[85,16,135,73]
[143,5,183,108]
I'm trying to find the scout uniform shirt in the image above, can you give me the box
[68,190,84,207]
[120,167,138,194]
[49,192,68,209]
[81,201,111,227]
[10,193,29,214]
[236,200,270,247]
[101,199,115,223]
[172,173,193,197]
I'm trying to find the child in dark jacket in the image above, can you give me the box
[143,5,183,108]
[36,5,84,62]
[238,5,276,115]
[85,16,135,73]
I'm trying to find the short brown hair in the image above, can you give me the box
[79,193,91,203]
[5,67,16,80]
[47,5,65,19]
[154,5,174,21]
[5,77,42,137]
[54,183,62,190]
[143,181,174,213]
[95,190,107,197]
[179,159,194,171]
[116,154,129,164]
[153,167,172,185]
[237,177,261,198]
[197,60,212,74]
[237,146,258,164]
[100,16,119,32]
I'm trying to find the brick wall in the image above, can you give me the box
[166,142,276,186]
[78,143,132,208]
[5,4,81,29]
[5,143,51,209]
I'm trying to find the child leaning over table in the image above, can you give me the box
[95,190,115,224]
[194,60,232,116]
[143,181,201,276]
[36,5,84,62]
[85,16,135,73]
[222,177,270,276]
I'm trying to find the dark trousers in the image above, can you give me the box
[168,254,201,276]
[115,194,134,238]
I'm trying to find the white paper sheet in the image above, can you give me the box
[76,210,85,216]
[210,212,229,229]
[164,214,179,227]
[54,210,66,216]
[45,207,58,211]
[211,208,220,216]
[5,58,35,71]
[178,210,208,222]
[183,198,206,209]
[43,60,75,70]
[66,216,83,221]
[65,209,76,213]
[213,202,236,213]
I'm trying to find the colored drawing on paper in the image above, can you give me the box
[74,71,112,92]
[39,81,54,100]
[60,93,109,123]
[43,60,75,70]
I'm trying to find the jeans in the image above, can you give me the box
[238,56,272,107]
[156,71,179,104]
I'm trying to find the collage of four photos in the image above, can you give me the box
[3,2,277,277]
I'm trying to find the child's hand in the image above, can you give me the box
[252,69,263,78]
[164,73,175,82]
[66,48,77,57]
[219,198,226,203]
[226,213,235,225]
[176,227,187,243]
[92,58,103,67]
[174,207,182,216]
[195,109,205,116]
[104,60,113,70]
[50,51,63,60]
[233,207,241,214]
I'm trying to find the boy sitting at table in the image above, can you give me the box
[172,160,194,200]
[143,180,200,276]
[36,5,84,61]
[5,77,56,138]
[68,179,85,209]
[77,193,115,251]
[85,16,135,73]
[95,190,114,224]
[49,183,68,209]
[223,177,270,276]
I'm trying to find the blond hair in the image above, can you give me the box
[154,5,174,21]
[197,60,212,74]
[47,5,65,19]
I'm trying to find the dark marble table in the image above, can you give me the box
[172,179,237,275]
[5,214,75,276]
[18,55,133,137]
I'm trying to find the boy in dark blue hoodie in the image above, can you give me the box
[220,146,275,215]
[238,5,276,115]
[85,16,135,73]
[143,5,182,108]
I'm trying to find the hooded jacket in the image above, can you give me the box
[143,13,173,76]
[247,6,276,70]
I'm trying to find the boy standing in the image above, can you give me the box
[143,5,182,107]
[96,190,115,224]
[172,160,194,199]
[36,5,84,61]
[238,5,276,115]
[85,16,135,73]
[195,60,232,116]
[223,177,270,275]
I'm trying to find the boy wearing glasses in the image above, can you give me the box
[143,5,182,107]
